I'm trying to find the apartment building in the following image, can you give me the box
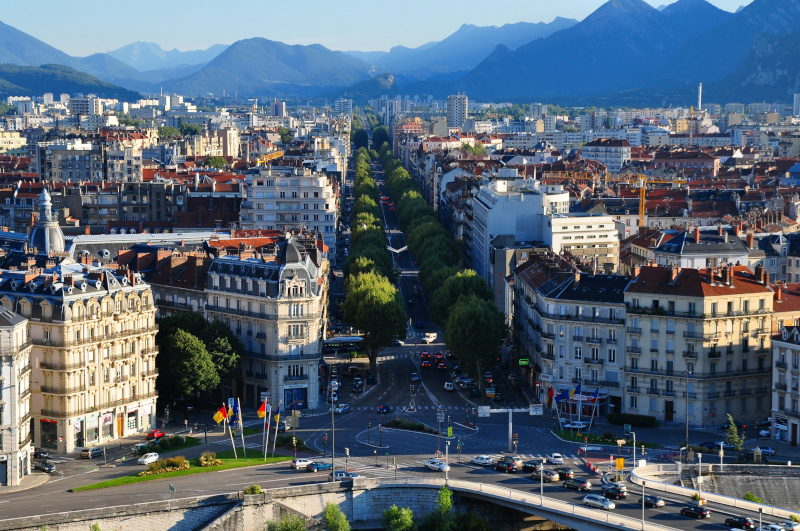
[0,131,27,155]
[106,141,143,183]
[240,166,337,254]
[581,138,631,173]
[624,265,773,427]
[35,140,104,183]
[772,324,800,446]
[0,309,33,486]
[204,233,328,410]
[446,94,468,129]
[547,213,619,273]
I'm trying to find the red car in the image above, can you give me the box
[437,362,447,370]
[146,429,165,440]
[421,360,431,368]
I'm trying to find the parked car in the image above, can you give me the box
[724,516,756,529]
[33,461,56,473]
[522,460,544,472]
[546,453,564,464]
[33,448,49,459]
[80,447,103,459]
[425,459,450,472]
[377,404,391,414]
[757,525,788,531]
[697,441,718,450]
[494,459,518,473]
[334,403,351,414]
[277,420,287,432]
[778,522,800,531]
[751,446,776,456]
[554,467,574,479]
[470,455,493,466]
[563,477,592,491]
[759,429,771,439]
[146,429,165,440]
[680,505,711,519]
[306,461,333,472]
[583,494,615,510]
[603,487,628,499]
[539,470,560,482]
[137,452,160,465]
[291,458,313,469]
[329,470,359,481]
[638,495,665,508]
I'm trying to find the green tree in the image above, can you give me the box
[445,295,506,382]
[200,321,243,380]
[158,126,181,140]
[277,126,292,144]
[421,486,453,531]
[453,512,492,531]
[382,505,414,531]
[322,502,350,531]
[266,513,307,531]
[372,126,390,151]
[352,129,369,151]
[166,329,220,396]
[430,270,492,326]
[205,156,226,169]
[725,414,745,458]
[179,123,202,136]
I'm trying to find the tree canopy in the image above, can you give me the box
[372,126,390,151]
[164,329,220,396]
[277,126,292,144]
[445,294,506,381]
[205,156,226,169]
[352,129,368,151]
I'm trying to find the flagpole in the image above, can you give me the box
[263,401,270,461]
[271,400,282,457]
[238,397,247,461]
[227,414,238,459]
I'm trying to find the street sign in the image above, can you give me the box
[169,484,176,493]
[615,458,624,470]
[447,427,453,437]
[477,406,490,418]
[518,358,530,366]
[437,412,445,422]
[260,392,269,403]
[529,404,543,416]
[624,424,631,435]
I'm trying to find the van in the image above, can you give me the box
[444,382,455,392]
[423,332,437,344]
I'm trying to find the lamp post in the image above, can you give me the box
[445,440,450,482]
[631,431,636,464]
[685,369,692,457]
[759,508,762,530]
[540,462,544,503]
[698,452,703,500]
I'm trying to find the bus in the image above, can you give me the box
[323,336,364,356]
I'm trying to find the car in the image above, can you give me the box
[494,459,518,473]
[539,470,560,482]
[33,461,56,473]
[721,420,744,430]
[437,362,447,370]
[277,420,288,432]
[433,353,444,363]
[563,477,592,491]
[421,360,431,368]
[680,505,711,519]
[377,404,391,414]
[725,516,756,529]
[291,458,313,469]
[603,487,628,499]
[306,461,333,472]
[602,481,628,492]
[522,460,544,472]
[554,467,574,479]
[391,338,404,347]
[638,495,665,508]
[329,470,360,481]
[425,459,450,472]
[697,441,718,450]
[546,453,564,464]
[423,333,437,344]
[80,447,103,459]
[33,448,49,459]
[492,392,504,402]
[146,429,165,440]
[563,421,589,429]
[444,382,455,391]
[420,352,431,361]
[407,299,414,307]
[413,285,421,296]
[137,452,160,465]
[470,455,493,466]
[507,456,523,466]
[759,429,771,439]
[751,446,776,456]
[456,378,474,388]
[718,441,735,449]
[583,494,615,510]
[334,404,351,414]
[410,372,420,383]
[131,442,150,455]
[778,522,800,531]
[329,392,339,403]
[757,525,787,531]
[415,320,425,328]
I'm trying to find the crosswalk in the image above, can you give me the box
[341,405,469,412]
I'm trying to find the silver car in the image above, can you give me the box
[584,494,615,510]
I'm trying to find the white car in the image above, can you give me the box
[470,455,493,466]
[563,421,589,429]
[779,522,800,531]
[290,458,313,469]
[424,459,450,472]
[546,453,564,464]
[757,525,785,531]
[137,452,159,465]
[334,403,351,414]
[759,429,771,438]
[751,446,776,456]
[584,494,615,510]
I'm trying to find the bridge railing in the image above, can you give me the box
[629,464,798,520]
[367,477,677,531]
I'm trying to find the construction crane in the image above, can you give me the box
[595,172,687,227]
[254,151,284,165]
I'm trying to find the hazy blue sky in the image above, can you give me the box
[2,0,751,56]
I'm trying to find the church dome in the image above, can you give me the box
[28,189,65,255]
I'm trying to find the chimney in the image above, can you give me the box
[633,264,641,278]
[718,225,723,236]
[723,265,732,285]
[777,285,783,302]
[733,224,740,236]
[755,264,764,283]
[574,269,581,285]
[746,233,754,248]
[671,266,680,282]
[765,271,770,286]
[694,227,700,243]
[707,267,715,284]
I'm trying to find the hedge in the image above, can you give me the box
[606,413,659,428]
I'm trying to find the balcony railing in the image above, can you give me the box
[536,310,624,325]
[708,392,720,399]
[683,331,718,340]
[40,385,83,395]
[708,351,721,359]
[284,375,309,382]
[724,390,736,397]
[40,360,85,371]
[775,383,788,391]
[683,351,698,359]
[627,387,640,394]
[627,327,641,334]
[586,337,602,344]
[627,347,641,354]
[740,389,751,396]
[776,361,788,369]
[32,326,158,349]
[572,336,583,342]
[584,358,604,365]
[683,391,696,399]
[647,388,660,396]
[663,390,675,397]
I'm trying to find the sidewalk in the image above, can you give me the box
[0,472,49,493]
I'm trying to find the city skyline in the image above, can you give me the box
[1,0,751,59]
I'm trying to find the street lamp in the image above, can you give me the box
[445,441,450,482]
[685,368,693,455]
[641,480,646,530]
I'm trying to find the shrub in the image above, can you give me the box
[200,451,222,467]
[743,491,763,504]
[139,456,190,476]
[243,484,262,495]
[602,431,614,441]
[606,413,659,428]
[385,418,437,434]
[275,434,307,450]
[165,456,186,469]
[692,492,702,501]
[790,514,800,523]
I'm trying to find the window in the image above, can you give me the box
[574,367,582,381]
[104,368,109,382]
[650,359,658,372]
[574,345,582,359]
[630,395,638,409]
[89,371,95,385]
[608,349,616,363]
[650,338,658,352]
[591,347,599,360]
[631,357,638,371]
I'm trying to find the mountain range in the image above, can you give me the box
[0,0,798,105]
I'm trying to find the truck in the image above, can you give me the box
[423,332,437,344]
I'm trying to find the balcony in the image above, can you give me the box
[650,329,659,335]
[607,338,618,345]
[284,375,309,382]
[647,388,660,396]
[572,336,583,342]
[683,391,697,399]
[683,351,698,359]
[683,331,718,340]
[586,337,602,344]
[627,327,641,335]
[40,385,83,395]
[708,392,720,399]
[584,358,604,366]
[775,383,788,391]
[40,360,85,371]
[740,389,751,396]
[724,390,736,397]
[536,310,624,326]
[776,361,788,369]
[541,352,555,361]
[627,387,640,394]
[663,390,675,397]
[627,347,641,354]
[141,370,158,378]
[32,326,158,349]
[708,351,721,359]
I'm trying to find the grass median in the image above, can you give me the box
[554,430,659,448]
[72,448,292,492]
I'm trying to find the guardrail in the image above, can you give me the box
[629,464,797,520]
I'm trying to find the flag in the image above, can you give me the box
[273,406,281,423]
[589,388,600,403]
[213,405,227,424]
[547,387,554,407]
[569,383,582,399]
[554,389,570,403]
[227,404,234,423]
[257,401,268,418]
[232,399,241,425]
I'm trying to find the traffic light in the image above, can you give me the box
[393,457,396,466]
[292,437,296,447]
[369,422,372,429]
[512,433,519,444]
[345,447,350,457]
[585,437,588,443]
